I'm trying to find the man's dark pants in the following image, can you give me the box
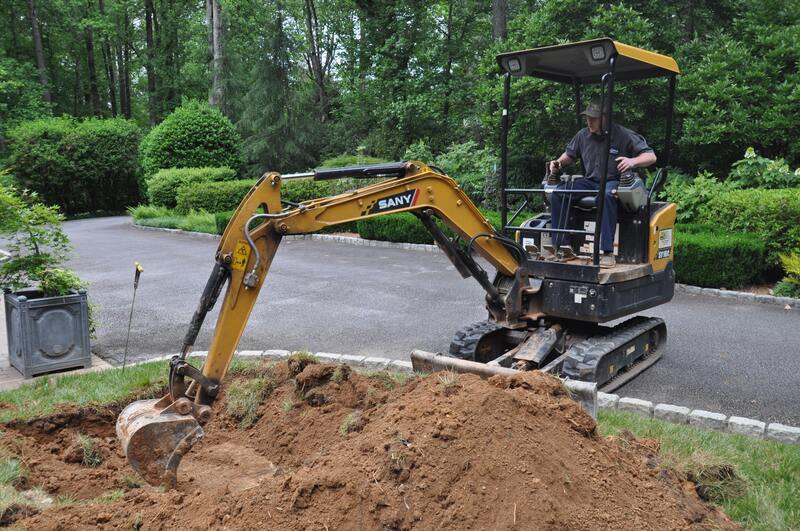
[549,178,617,253]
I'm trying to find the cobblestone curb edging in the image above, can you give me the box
[675,283,800,309]
[598,391,800,444]
[131,222,798,308]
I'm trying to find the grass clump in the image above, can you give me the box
[76,434,103,467]
[94,489,124,504]
[280,397,296,413]
[436,370,460,393]
[599,409,800,530]
[361,369,413,390]
[121,474,142,489]
[287,351,318,363]
[224,373,278,428]
[127,204,172,220]
[339,410,364,435]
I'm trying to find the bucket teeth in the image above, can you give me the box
[116,397,204,488]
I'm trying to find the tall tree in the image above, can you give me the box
[301,0,334,122]
[83,2,101,115]
[145,0,158,124]
[492,0,506,40]
[26,0,51,103]
[98,0,117,116]
[207,0,223,106]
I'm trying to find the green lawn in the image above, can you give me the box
[0,363,797,529]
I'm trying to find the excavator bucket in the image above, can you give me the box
[116,396,205,488]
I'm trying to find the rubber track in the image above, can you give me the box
[561,315,665,384]
[448,320,504,361]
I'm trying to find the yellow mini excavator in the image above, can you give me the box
[118,39,680,488]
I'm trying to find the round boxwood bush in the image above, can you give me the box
[140,100,241,177]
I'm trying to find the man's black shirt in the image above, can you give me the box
[564,123,653,182]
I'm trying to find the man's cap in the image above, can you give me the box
[579,97,610,118]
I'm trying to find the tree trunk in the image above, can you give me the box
[98,0,116,116]
[208,0,223,106]
[27,0,51,103]
[145,0,158,125]
[122,10,132,118]
[8,2,20,58]
[84,2,101,115]
[492,0,507,41]
[303,0,330,123]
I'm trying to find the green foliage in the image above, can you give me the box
[776,254,800,298]
[127,205,173,220]
[145,167,236,208]
[7,117,141,215]
[773,281,800,299]
[318,153,388,168]
[662,172,739,223]
[701,188,800,268]
[175,179,257,214]
[727,148,800,189]
[280,178,335,204]
[224,374,278,428]
[673,227,766,288]
[0,186,73,292]
[0,53,49,145]
[140,100,242,177]
[38,269,87,298]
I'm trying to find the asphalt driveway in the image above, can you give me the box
[65,216,800,424]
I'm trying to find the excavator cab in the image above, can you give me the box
[118,39,680,488]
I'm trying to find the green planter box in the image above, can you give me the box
[5,289,92,378]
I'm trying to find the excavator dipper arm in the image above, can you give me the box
[117,161,522,487]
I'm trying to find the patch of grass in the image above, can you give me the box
[0,360,168,424]
[287,351,318,363]
[121,474,142,489]
[331,366,346,384]
[598,410,800,530]
[224,375,278,428]
[280,397,296,413]
[93,489,124,504]
[436,370,459,392]
[339,411,363,435]
[179,210,217,234]
[127,204,173,220]
[0,459,24,486]
[360,369,413,390]
[76,434,103,467]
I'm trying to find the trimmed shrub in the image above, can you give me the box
[673,228,766,288]
[701,189,800,268]
[176,179,256,214]
[280,179,336,204]
[8,117,140,215]
[140,100,241,177]
[146,166,236,208]
[356,213,433,244]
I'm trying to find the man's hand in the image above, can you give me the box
[615,156,636,173]
[548,159,562,175]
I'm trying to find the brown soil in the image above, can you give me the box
[3,361,739,530]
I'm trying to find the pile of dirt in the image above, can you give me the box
[3,360,739,530]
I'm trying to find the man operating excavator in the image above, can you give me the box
[547,97,657,267]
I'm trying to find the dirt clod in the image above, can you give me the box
[3,361,740,530]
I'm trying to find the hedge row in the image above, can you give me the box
[176,179,257,214]
[701,188,800,269]
[673,226,766,288]
[8,117,140,215]
[213,211,358,235]
[146,167,236,208]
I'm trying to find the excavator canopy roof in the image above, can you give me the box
[496,38,679,84]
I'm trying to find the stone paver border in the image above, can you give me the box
[131,222,800,308]
[598,391,799,444]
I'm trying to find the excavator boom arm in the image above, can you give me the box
[117,161,522,487]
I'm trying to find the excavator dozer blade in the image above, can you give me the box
[116,397,204,489]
